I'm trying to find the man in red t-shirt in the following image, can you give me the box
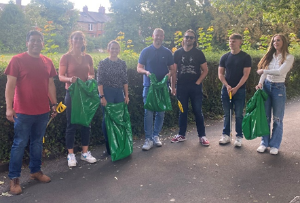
[5,30,58,195]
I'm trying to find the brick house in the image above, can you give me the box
[78,5,110,37]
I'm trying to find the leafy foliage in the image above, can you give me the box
[197,26,214,51]
[40,21,59,56]
[29,0,79,52]
[106,0,212,51]
[241,28,251,51]
[0,2,30,53]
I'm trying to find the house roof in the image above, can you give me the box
[78,11,110,24]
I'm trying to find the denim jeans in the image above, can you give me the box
[177,83,206,137]
[65,91,90,149]
[143,86,165,139]
[221,87,245,137]
[102,86,125,154]
[261,80,286,149]
[8,113,49,179]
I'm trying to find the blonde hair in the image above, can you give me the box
[258,34,289,69]
[68,31,87,53]
[153,28,165,35]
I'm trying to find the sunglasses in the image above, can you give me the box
[184,36,195,40]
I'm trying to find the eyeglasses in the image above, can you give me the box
[184,36,195,40]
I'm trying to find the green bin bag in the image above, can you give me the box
[144,74,172,112]
[242,89,270,140]
[105,102,133,161]
[68,79,100,127]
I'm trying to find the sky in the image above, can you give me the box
[0,0,111,12]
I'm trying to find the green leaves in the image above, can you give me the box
[0,3,30,53]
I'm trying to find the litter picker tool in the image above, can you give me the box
[43,102,67,143]
[169,86,183,113]
[229,91,232,141]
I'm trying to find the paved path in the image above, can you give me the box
[0,97,300,203]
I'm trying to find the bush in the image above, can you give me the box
[0,53,300,162]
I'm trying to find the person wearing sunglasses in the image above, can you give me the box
[171,29,209,146]
[218,33,252,147]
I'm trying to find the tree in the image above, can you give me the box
[208,0,297,49]
[210,0,300,35]
[107,0,212,50]
[0,1,30,53]
[211,0,300,25]
[105,0,143,50]
[29,0,79,52]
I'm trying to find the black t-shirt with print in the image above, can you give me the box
[174,47,206,85]
[219,51,252,89]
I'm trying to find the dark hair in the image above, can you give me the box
[229,33,243,40]
[107,40,120,50]
[258,34,290,69]
[182,29,198,48]
[26,30,44,42]
[68,31,87,53]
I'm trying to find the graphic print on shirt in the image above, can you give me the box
[180,55,197,75]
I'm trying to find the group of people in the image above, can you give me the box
[4,28,293,195]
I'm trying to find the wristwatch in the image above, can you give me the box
[100,95,105,99]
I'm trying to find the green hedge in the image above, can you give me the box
[0,56,300,162]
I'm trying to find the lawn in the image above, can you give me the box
[0,52,109,63]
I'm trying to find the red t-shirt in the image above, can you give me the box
[4,52,57,115]
[59,53,94,89]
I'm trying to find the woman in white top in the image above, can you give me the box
[256,34,294,155]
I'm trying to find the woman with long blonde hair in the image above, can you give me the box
[256,34,294,155]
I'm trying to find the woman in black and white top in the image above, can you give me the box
[256,34,294,155]
[97,40,129,157]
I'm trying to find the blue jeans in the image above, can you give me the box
[261,80,286,149]
[8,113,49,179]
[221,87,245,137]
[143,86,165,139]
[177,83,205,137]
[102,86,125,154]
[65,91,90,149]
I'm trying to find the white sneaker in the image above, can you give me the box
[234,136,242,147]
[153,136,162,147]
[270,147,279,155]
[142,138,153,151]
[257,145,267,153]
[219,135,230,144]
[67,153,77,167]
[81,151,97,163]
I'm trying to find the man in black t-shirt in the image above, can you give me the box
[218,33,252,147]
[171,29,210,146]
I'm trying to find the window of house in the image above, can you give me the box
[88,24,93,31]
